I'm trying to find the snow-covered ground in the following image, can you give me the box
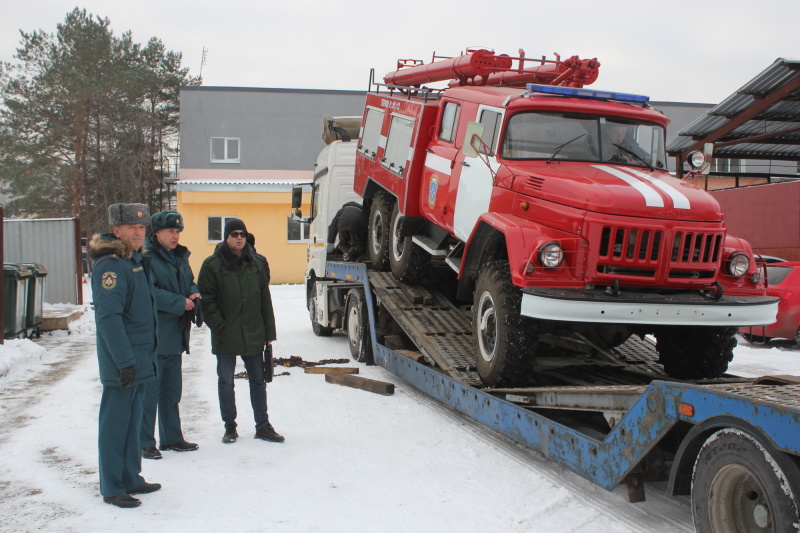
[0,283,798,532]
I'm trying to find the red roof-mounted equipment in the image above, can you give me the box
[383,48,601,89]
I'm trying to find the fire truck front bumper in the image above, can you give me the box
[519,288,779,327]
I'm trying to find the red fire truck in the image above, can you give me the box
[346,48,777,387]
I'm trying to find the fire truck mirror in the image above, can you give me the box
[291,186,303,209]
[461,122,485,158]
[701,143,714,175]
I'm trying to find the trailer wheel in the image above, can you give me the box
[368,192,393,271]
[473,261,537,387]
[309,286,333,337]
[389,202,430,283]
[346,289,369,362]
[692,428,800,533]
[655,326,736,379]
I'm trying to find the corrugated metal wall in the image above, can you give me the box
[711,181,800,261]
[3,218,79,305]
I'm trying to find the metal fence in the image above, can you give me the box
[3,218,82,305]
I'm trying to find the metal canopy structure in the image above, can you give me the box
[667,58,800,177]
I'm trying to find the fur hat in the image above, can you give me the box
[224,218,248,240]
[109,203,150,227]
[151,210,184,233]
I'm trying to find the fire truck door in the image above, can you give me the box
[423,101,461,229]
[453,106,504,242]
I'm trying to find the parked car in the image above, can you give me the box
[740,261,800,346]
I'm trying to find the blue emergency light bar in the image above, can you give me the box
[526,84,650,104]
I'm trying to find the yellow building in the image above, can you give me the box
[175,170,311,284]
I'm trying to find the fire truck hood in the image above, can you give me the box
[509,162,723,221]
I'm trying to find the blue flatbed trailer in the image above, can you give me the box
[321,261,800,531]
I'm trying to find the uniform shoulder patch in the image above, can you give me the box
[101,272,117,290]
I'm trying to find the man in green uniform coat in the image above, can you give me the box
[198,218,284,444]
[140,210,201,460]
[89,203,162,508]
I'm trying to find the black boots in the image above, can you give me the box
[255,422,285,443]
[104,494,141,508]
[222,422,238,443]
[141,446,162,460]
[160,440,199,452]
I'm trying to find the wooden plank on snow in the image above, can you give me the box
[325,373,395,395]
[304,366,359,375]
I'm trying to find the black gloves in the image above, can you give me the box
[193,298,204,327]
[119,366,136,388]
[180,298,204,331]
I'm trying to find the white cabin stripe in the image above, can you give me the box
[592,165,664,207]
[425,153,453,175]
[624,167,691,210]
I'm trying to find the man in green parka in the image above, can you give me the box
[140,210,201,460]
[90,203,162,508]
[198,218,284,444]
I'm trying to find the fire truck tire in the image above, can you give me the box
[473,261,537,387]
[389,202,430,283]
[691,428,800,533]
[345,289,369,362]
[309,287,333,337]
[368,192,393,271]
[655,326,736,379]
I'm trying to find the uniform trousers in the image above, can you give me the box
[141,353,185,447]
[98,383,147,497]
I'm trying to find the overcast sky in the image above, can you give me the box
[2,0,798,104]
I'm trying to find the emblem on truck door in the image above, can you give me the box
[428,174,439,208]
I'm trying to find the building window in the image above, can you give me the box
[713,158,744,173]
[208,216,238,242]
[287,217,310,242]
[211,137,240,163]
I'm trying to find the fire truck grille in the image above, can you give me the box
[596,226,723,280]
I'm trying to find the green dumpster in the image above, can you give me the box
[3,264,32,339]
[19,262,48,338]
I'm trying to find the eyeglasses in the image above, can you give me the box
[229,231,246,238]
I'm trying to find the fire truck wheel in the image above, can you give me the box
[691,428,800,533]
[473,261,537,387]
[368,192,393,271]
[655,326,736,379]
[389,202,430,283]
[309,286,333,337]
[346,289,369,363]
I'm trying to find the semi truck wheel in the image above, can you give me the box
[346,289,370,362]
[473,261,537,387]
[389,202,429,283]
[309,285,333,337]
[368,192,393,271]
[692,428,800,533]
[655,326,736,379]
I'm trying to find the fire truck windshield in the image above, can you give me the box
[500,112,666,169]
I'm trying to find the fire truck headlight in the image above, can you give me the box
[726,252,750,277]
[538,242,564,268]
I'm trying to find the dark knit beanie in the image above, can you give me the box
[224,218,248,240]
